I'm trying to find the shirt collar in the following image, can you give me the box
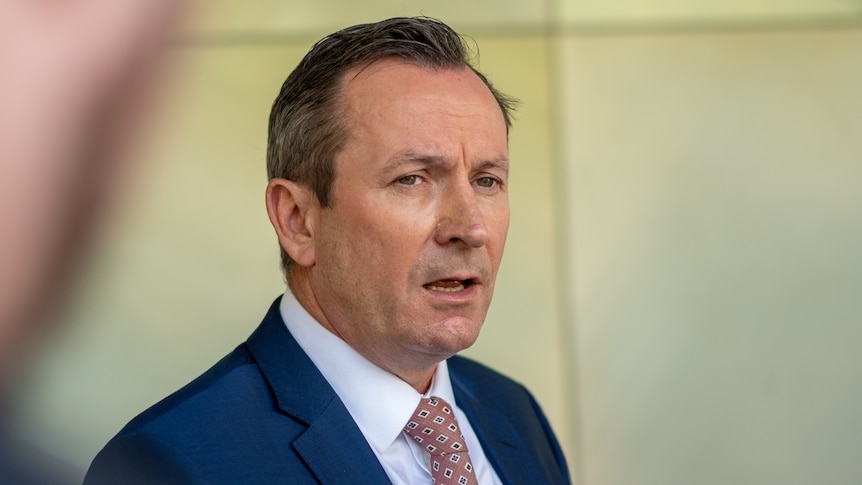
[279,291,458,453]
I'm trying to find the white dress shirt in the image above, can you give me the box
[280,291,503,485]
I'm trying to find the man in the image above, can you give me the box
[86,17,570,484]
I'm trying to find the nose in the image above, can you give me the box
[433,181,490,248]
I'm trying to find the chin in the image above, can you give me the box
[421,317,483,355]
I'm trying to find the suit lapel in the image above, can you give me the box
[292,396,389,485]
[451,365,536,485]
[246,298,390,485]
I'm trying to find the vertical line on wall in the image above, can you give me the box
[544,0,586,483]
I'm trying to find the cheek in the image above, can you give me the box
[362,205,433,251]
[488,206,510,253]
[324,210,416,276]
[497,209,510,237]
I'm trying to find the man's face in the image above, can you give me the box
[307,59,510,376]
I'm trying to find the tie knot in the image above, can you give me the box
[403,396,468,456]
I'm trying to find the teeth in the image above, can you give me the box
[427,283,466,292]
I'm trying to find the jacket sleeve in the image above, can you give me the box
[84,432,207,485]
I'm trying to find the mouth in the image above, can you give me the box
[423,278,476,293]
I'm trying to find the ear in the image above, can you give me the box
[265,178,319,268]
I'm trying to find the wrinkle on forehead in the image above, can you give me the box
[334,59,509,183]
[340,60,491,116]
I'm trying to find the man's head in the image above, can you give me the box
[265,17,516,391]
[266,17,516,274]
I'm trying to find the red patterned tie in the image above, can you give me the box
[403,396,479,485]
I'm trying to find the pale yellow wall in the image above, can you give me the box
[16,2,862,484]
[559,27,862,485]
[560,0,861,23]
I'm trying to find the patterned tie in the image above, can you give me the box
[403,396,479,485]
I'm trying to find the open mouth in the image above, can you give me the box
[423,279,475,293]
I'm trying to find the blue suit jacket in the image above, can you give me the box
[85,299,571,484]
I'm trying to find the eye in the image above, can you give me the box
[397,175,421,186]
[476,176,498,188]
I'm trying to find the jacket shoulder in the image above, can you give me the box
[118,344,267,437]
[85,344,308,484]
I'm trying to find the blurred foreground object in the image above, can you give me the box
[0,0,184,481]
[0,0,182,384]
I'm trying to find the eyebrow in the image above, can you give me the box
[476,156,510,175]
[384,150,510,174]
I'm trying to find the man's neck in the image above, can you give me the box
[287,274,439,393]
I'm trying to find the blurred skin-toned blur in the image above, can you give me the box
[0,1,183,387]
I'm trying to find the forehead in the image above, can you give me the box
[336,58,507,148]
[344,59,501,116]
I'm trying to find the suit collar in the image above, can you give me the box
[245,297,391,484]
[247,298,548,484]
[279,291,426,453]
